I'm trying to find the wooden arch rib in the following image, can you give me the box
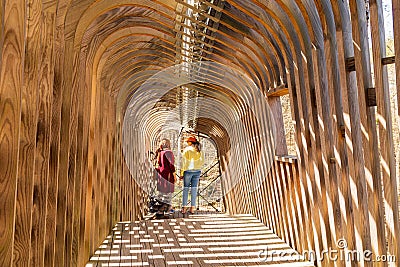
[195,117,231,158]
[71,0,176,42]
[70,1,304,102]
[80,19,268,99]
[97,34,268,96]
[84,21,268,95]
[220,1,298,88]
[66,1,328,105]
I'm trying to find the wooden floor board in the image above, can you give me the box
[162,217,193,267]
[177,216,205,267]
[87,213,313,266]
[144,219,167,266]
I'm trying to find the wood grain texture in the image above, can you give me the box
[394,0,400,116]
[0,0,25,265]
[44,21,65,267]
[75,47,92,267]
[286,61,315,253]
[12,0,41,265]
[267,86,289,97]
[348,1,376,264]
[30,12,55,267]
[268,96,288,156]
[369,0,400,262]
[54,40,73,266]
[316,4,352,262]
[0,0,3,71]
[63,50,80,266]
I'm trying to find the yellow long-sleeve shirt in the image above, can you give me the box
[181,146,204,176]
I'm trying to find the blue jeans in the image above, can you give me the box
[182,170,201,207]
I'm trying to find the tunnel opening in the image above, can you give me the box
[121,61,277,218]
[146,128,225,217]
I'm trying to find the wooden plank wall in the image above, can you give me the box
[0,1,144,267]
[0,1,26,266]
[225,1,400,266]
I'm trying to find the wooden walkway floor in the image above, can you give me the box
[86,213,314,267]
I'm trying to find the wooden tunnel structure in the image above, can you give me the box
[1,0,400,266]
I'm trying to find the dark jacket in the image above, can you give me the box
[156,150,175,193]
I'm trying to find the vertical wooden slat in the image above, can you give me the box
[44,24,64,267]
[111,125,118,226]
[71,105,82,266]
[268,96,288,156]
[294,51,321,256]
[257,179,266,225]
[94,87,103,247]
[0,0,25,265]
[13,0,41,265]
[334,4,376,266]
[279,161,291,246]
[303,62,325,264]
[261,177,271,227]
[100,92,108,242]
[394,0,400,117]
[110,127,116,226]
[115,128,121,221]
[369,0,400,261]
[266,165,279,236]
[290,159,306,252]
[31,11,55,267]
[109,101,116,226]
[349,0,376,261]
[265,168,278,232]
[285,160,299,250]
[287,67,314,253]
[2,1,400,266]
[54,40,74,266]
[393,6,400,261]
[273,160,287,241]
[67,56,85,265]
[76,47,92,267]
[331,2,358,261]
[64,52,80,265]
[86,66,102,254]
[317,4,353,261]
[105,105,111,231]
[279,160,293,245]
[311,46,340,266]
[248,115,259,215]
[0,0,3,69]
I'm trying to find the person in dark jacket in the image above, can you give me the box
[155,139,176,214]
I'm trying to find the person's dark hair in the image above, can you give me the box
[193,142,201,152]
[160,138,171,149]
